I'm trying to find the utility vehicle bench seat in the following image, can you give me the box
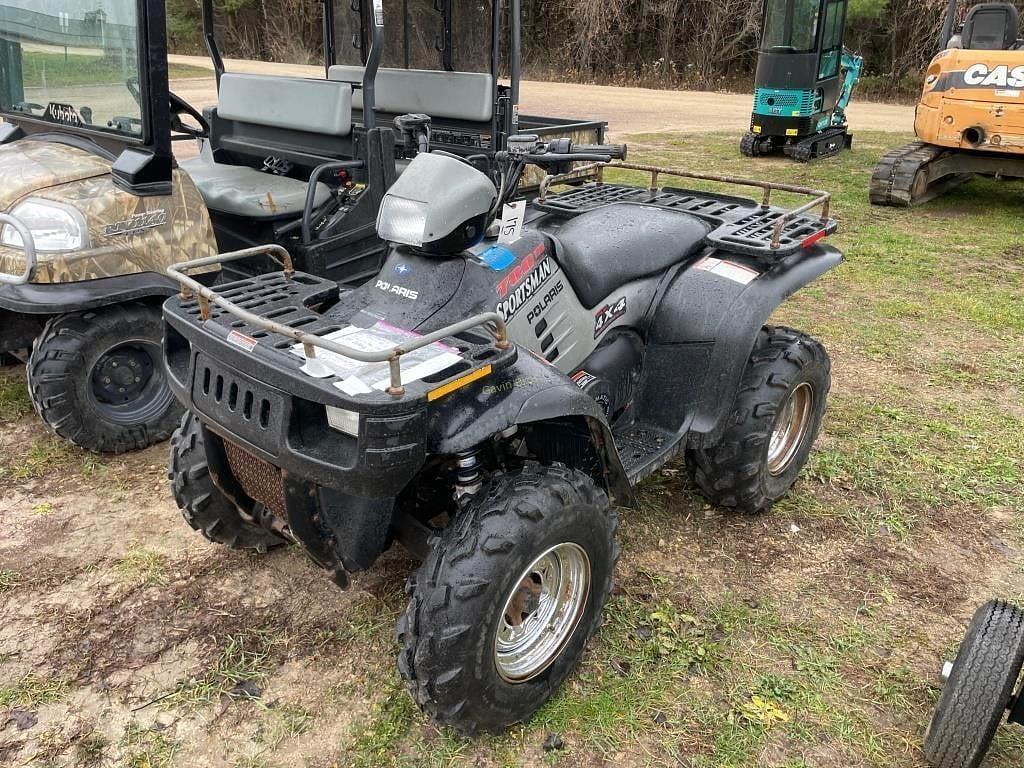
[180,152,331,219]
[328,66,494,122]
[180,73,351,219]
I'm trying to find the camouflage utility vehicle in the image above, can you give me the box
[0,0,605,452]
[164,130,841,733]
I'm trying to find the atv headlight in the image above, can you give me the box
[376,194,427,247]
[1,199,89,252]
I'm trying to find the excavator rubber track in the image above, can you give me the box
[869,141,974,207]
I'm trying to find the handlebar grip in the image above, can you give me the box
[573,143,628,160]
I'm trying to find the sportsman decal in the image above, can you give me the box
[594,297,626,339]
[496,257,554,322]
[495,243,548,298]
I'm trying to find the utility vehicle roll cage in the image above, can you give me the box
[197,0,601,170]
[165,163,833,395]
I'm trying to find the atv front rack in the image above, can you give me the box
[0,213,37,285]
[167,244,509,396]
[536,162,835,258]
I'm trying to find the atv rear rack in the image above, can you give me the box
[537,162,835,257]
[0,213,37,285]
[167,244,509,396]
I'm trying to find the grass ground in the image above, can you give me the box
[0,131,1022,767]
[21,51,210,88]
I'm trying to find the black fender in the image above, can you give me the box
[0,271,179,315]
[428,350,633,505]
[643,243,842,448]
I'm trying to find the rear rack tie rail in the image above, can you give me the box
[539,162,831,251]
[167,244,509,397]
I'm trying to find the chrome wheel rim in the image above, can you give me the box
[767,382,814,476]
[494,542,591,683]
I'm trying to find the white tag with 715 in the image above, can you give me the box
[498,200,526,245]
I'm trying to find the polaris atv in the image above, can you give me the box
[163,124,841,733]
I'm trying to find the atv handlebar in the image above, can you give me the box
[167,244,510,397]
[0,213,37,285]
[571,143,628,160]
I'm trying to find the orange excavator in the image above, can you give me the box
[871,1,1024,206]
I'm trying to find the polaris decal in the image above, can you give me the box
[496,258,553,322]
[594,297,627,339]
[495,244,548,298]
[375,279,419,300]
[526,281,564,325]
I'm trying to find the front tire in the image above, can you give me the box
[27,303,182,453]
[687,326,830,513]
[924,600,1024,768]
[169,411,285,552]
[397,462,618,735]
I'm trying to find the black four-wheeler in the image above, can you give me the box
[0,0,604,453]
[163,131,841,733]
[925,600,1024,768]
[740,0,863,162]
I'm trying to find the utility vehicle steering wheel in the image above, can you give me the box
[169,92,209,140]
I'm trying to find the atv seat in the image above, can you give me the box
[551,204,710,309]
[180,73,352,219]
[961,3,1020,50]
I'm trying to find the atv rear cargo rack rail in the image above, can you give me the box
[536,162,835,258]
[167,244,509,396]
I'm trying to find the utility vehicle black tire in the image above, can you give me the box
[687,326,830,513]
[169,411,285,552]
[27,303,182,453]
[397,462,618,735]
[924,600,1024,768]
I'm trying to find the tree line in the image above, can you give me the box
[166,0,1024,100]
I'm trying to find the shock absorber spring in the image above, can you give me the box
[454,448,482,497]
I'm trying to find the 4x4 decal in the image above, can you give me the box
[594,297,626,339]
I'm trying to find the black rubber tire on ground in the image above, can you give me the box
[397,462,618,735]
[27,303,182,453]
[924,600,1024,768]
[169,411,285,552]
[687,325,830,513]
[740,132,760,157]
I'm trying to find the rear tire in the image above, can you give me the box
[169,411,285,552]
[924,600,1024,768]
[687,326,830,513]
[397,462,618,735]
[27,303,182,453]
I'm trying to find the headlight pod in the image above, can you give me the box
[376,194,428,247]
[1,199,89,252]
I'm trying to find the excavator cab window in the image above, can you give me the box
[817,0,847,79]
[961,2,1020,50]
[761,0,821,53]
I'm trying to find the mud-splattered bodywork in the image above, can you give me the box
[0,140,218,284]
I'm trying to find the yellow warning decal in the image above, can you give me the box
[786,128,799,136]
[791,110,801,116]
[427,365,493,402]
[752,125,762,134]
